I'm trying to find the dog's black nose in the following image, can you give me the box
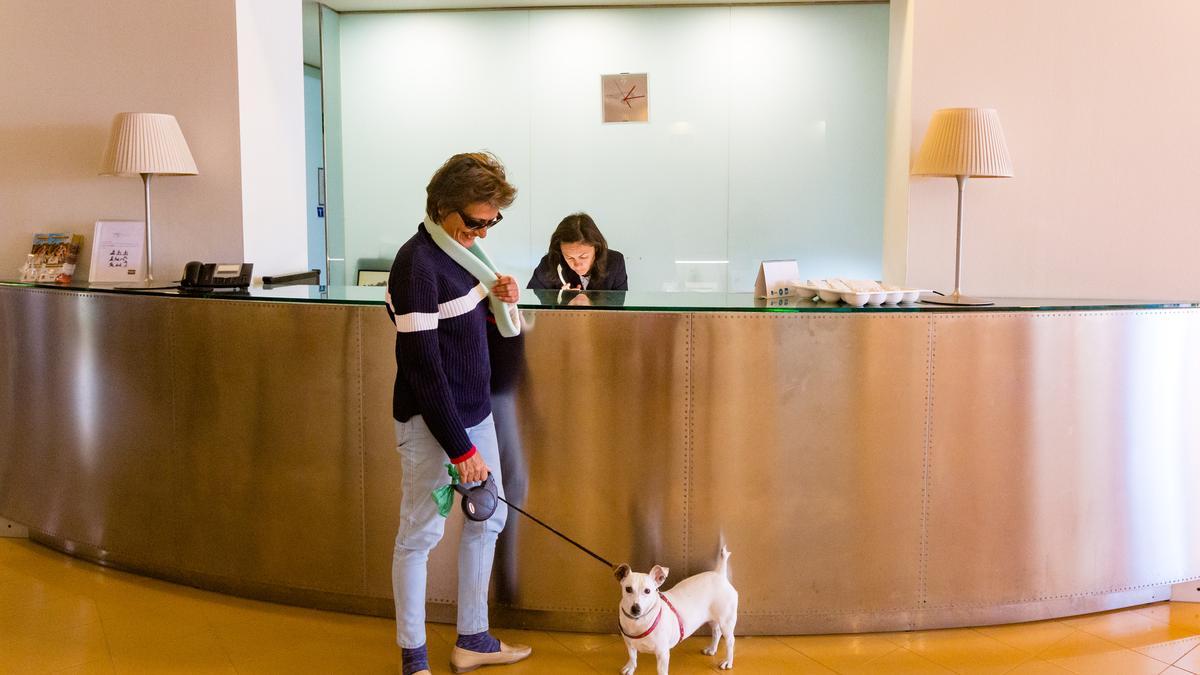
[631,604,641,616]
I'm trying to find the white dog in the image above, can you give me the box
[614,547,738,674]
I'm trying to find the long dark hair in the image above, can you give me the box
[549,213,610,282]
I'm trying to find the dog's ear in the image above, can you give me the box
[650,565,669,586]
[614,564,631,581]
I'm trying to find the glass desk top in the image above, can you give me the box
[2,280,1196,313]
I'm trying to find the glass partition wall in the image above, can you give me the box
[319,3,888,291]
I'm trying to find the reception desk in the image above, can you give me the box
[2,280,1200,634]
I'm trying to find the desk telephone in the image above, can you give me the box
[180,261,254,289]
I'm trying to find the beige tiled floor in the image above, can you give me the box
[4,538,1200,674]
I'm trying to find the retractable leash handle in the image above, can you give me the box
[452,473,499,521]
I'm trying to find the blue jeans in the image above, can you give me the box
[392,414,507,648]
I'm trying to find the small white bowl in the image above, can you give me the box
[816,289,841,303]
[841,291,870,307]
[788,284,815,300]
[883,290,905,304]
[866,291,887,306]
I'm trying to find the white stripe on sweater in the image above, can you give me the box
[393,311,439,333]
[389,283,488,333]
[438,283,488,320]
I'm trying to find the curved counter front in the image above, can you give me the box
[2,281,1200,634]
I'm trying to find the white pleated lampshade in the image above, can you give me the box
[913,108,1013,178]
[100,112,198,177]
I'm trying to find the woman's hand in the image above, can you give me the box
[492,274,519,303]
[568,293,592,306]
[456,453,490,484]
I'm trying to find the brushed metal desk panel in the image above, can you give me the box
[689,313,929,632]
[167,299,365,594]
[361,307,405,601]
[505,311,689,614]
[924,310,1200,613]
[5,285,1200,634]
[363,309,690,620]
[0,289,177,557]
[360,305,467,609]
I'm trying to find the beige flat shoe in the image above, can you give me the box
[449,641,532,673]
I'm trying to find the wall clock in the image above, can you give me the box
[601,73,649,123]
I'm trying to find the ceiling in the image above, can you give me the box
[317,0,880,11]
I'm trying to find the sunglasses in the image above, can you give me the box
[457,210,504,231]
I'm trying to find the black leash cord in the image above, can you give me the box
[497,495,614,569]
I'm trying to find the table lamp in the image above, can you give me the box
[912,108,1013,306]
[100,113,198,282]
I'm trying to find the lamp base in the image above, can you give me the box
[919,292,994,307]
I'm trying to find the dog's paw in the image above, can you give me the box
[719,660,734,670]
[702,646,717,655]
[620,663,636,675]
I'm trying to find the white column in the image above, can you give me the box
[236,0,309,280]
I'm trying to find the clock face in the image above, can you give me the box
[601,73,649,123]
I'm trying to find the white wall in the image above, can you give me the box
[1,0,309,283]
[908,0,1200,300]
[0,0,245,282]
[333,4,889,291]
[12,1,1194,300]
[235,0,309,280]
[882,0,913,285]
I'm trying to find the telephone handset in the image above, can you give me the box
[180,261,254,289]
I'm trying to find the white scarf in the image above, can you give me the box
[424,215,521,338]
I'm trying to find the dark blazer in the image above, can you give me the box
[526,250,629,291]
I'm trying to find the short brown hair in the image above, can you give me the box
[425,152,517,223]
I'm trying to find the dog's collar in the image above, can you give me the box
[618,592,684,645]
[618,606,662,640]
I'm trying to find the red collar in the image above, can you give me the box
[618,593,684,644]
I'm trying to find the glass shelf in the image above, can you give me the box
[2,280,1195,313]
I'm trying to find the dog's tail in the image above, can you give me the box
[715,545,732,580]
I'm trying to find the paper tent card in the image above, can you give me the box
[754,259,799,298]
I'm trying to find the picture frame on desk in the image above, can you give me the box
[88,220,146,283]
[356,270,389,287]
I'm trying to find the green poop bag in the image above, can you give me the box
[431,463,463,517]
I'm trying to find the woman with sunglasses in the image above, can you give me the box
[526,213,629,292]
[385,152,531,675]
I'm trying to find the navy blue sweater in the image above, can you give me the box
[386,223,491,463]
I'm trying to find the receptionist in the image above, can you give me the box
[526,213,629,291]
